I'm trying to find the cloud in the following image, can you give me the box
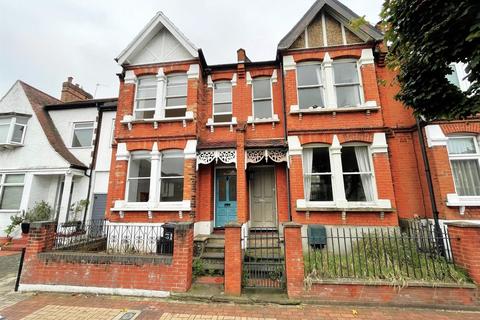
[0,0,382,99]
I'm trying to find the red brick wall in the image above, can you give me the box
[21,222,194,293]
[284,223,305,298]
[447,222,480,284]
[224,223,242,295]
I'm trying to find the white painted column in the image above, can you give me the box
[58,171,74,223]
[154,68,167,119]
[20,172,34,214]
[149,142,160,204]
[323,53,336,108]
[330,135,347,207]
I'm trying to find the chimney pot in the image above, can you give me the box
[67,77,73,83]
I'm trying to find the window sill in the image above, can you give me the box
[121,112,194,130]
[446,193,480,207]
[206,117,237,132]
[247,114,280,126]
[0,209,22,214]
[69,146,93,150]
[296,199,393,212]
[112,200,191,212]
[290,101,380,115]
[0,143,23,149]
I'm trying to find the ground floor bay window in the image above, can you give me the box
[301,143,378,208]
[447,136,480,197]
[0,173,25,210]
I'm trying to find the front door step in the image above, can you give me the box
[194,233,225,275]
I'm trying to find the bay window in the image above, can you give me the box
[127,152,151,202]
[447,136,480,196]
[341,146,374,201]
[333,60,362,107]
[0,174,25,210]
[0,117,28,145]
[252,78,273,119]
[134,76,157,119]
[165,73,187,118]
[297,63,324,109]
[303,147,333,201]
[213,81,233,123]
[160,151,184,202]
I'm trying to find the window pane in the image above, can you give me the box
[343,174,367,201]
[166,97,187,107]
[129,158,151,178]
[0,186,24,209]
[214,114,232,123]
[253,100,272,119]
[166,74,187,97]
[138,77,157,87]
[72,128,93,147]
[336,85,361,107]
[334,62,359,84]
[446,64,460,87]
[253,79,271,99]
[214,82,232,103]
[341,146,361,172]
[135,110,155,119]
[310,175,333,201]
[0,118,11,125]
[5,174,24,183]
[136,99,156,110]
[160,178,183,202]
[11,124,25,143]
[228,175,237,201]
[218,176,227,201]
[312,148,331,173]
[127,179,150,202]
[297,64,322,86]
[214,103,232,114]
[0,124,8,143]
[165,107,186,118]
[451,159,480,196]
[299,87,324,109]
[447,138,476,155]
[16,117,29,125]
[161,156,184,177]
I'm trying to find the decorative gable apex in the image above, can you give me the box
[278,0,383,50]
[116,12,199,66]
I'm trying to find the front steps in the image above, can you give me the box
[194,233,225,275]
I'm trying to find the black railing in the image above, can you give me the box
[304,226,470,284]
[54,220,174,256]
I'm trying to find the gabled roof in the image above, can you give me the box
[116,11,199,66]
[277,0,384,50]
[18,81,87,169]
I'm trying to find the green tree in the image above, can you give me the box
[381,0,480,120]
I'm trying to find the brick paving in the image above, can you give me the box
[0,292,479,320]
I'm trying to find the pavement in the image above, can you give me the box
[0,254,479,319]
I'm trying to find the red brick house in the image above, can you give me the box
[106,0,478,251]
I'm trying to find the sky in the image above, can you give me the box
[0,0,383,99]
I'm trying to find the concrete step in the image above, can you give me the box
[202,252,225,259]
[205,242,224,249]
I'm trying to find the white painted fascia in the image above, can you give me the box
[19,284,170,298]
[283,55,296,71]
[187,64,200,79]
[359,48,375,66]
[287,136,302,156]
[184,140,197,159]
[124,70,137,84]
[425,125,448,147]
[371,132,388,154]
[116,11,198,66]
[116,143,130,161]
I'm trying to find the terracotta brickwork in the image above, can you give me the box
[224,223,242,295]
[283,223,305,298]
[21,222,194,293]
[447,222,480,284]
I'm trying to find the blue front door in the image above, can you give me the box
[215,168,237,227]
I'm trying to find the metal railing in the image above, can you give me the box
[53,220,174,256]
[303,226,470,284]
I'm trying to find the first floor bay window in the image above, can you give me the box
[333,60,361,107]
[297,63,324,109]
[341,146,374,202]
[165,74,187,118]
[447,136,480,196]
[0,174,25,209]
[127,152,151,202]
[135,76,157,119]
[160,151,184,202]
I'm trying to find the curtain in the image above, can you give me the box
[354,146,375,201]
[303,149,313,201]
[451,160,480,196]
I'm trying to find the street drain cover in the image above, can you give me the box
[113,310,141,320]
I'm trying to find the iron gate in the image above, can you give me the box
[242,228,285,289]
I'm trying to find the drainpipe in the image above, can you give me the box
[82,102,103,224]
[416,117,445,254]
[279,55,292,222]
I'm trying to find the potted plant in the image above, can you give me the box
[23,201,53,234]
[4,214,24,240]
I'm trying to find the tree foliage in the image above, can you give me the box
[381,0,480,120]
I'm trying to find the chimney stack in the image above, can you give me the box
[60,76,93,102]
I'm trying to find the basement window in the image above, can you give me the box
[0,116,28,146]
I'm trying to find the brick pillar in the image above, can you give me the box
[25,221,57,256]
[283,222,304,298]
[224,222,242,295]
[172,222,194,292]
[288,154,304,221]
[183,158,196,218]
[446,222,480,284]
[236,128,248,223]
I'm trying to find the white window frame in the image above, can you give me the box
[0,173,25,210]
[447,135,480,198]
[164,73,188,118]
[0,116,28,145]
[134,75,157,120]
[158,150,185,202]
[302,144,335,205]
[332,59,364,108]
[296,62,325,109]
[251,77,274,120]
[71,121,94,148]
[126,151,151,203]
[213,81,233,124]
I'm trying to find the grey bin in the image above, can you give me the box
[308,225,327,249]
